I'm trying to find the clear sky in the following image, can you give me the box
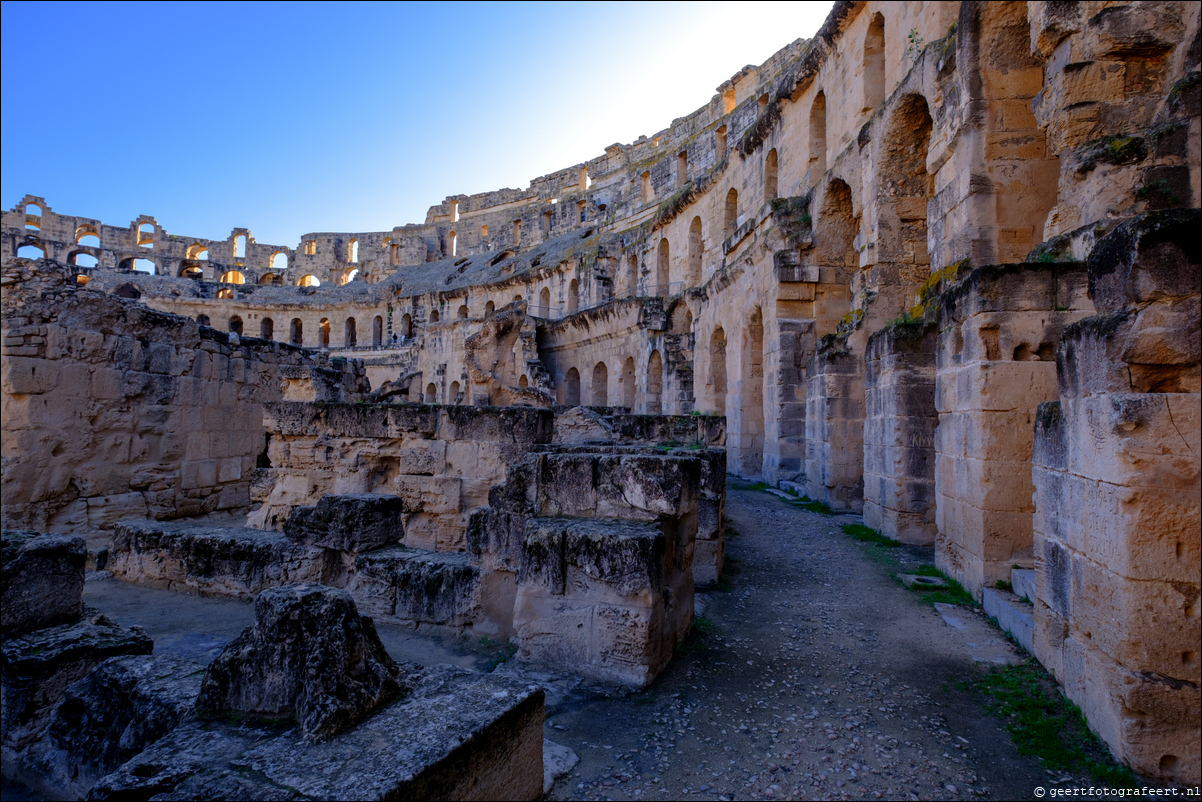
[1,1,832,247]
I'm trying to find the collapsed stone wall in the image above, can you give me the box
[0,259,367,535]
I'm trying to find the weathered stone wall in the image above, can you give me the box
[934,262,1093,597]
[1032,212,1200,785]
[804,348,864,511]
[1,260,366,535]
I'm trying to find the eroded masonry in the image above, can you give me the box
[2,0,1199,794]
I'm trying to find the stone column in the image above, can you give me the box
[804,347,864,511]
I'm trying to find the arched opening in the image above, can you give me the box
[815,179,860,292]
[448,231,457,258]
[710,327,727,415]
[715,125,727,156]
[592,362,608,406]
[138,223,154,249]
[425,383,438,404]
[722,88,736,114]
[512,219,522,247]
[234,234,246,258]
[677,150,689,187]
[401,313,413,338]
[17,244,46,259]
[76,274,91,286]
[764,148,779,202]
[25,203,42,218]
[290,318,303,345]
[270,251,288,271]
[261,317,274,339]
[187,243,209,260]
[430,309,440,322]
[197,314,211,327]
[349,238,359,263]
[519,374,529,389]
[372,315,383,347]
[71,252,99,268]
[181,265,204,279]
[298,274,320,287]
[341,268,359,285]
[621,357,636,409]
[567,279,579,312]
[863,13,886,112]
[457,304,469,319]
[672,305,693,335]
[742,309,765,474]
[627,253,640,296]
[259,273,283,286]
[319,318,330,348]
[450,381,461,403]
[539,286,551,317]
[216,288,234,299]
[228,315,244,336]
[133,259,156,274]
[564,367,581,405]
[220,270,245,284]
[115,283,141,300]
[641,171,653,203]
[542,210,552,240]
[76,227,100,247]
[485,300,495,316]
[646,351,663,414]
[724,188,739,237]
[687,216,703,287]
[344,317,357,346]
[809,91,827,180]
[656,238,670,297]
[878,94,934,312]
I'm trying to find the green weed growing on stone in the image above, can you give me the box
[842,523,900,547]
[904,564,977,607]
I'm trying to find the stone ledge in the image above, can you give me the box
[982,587,1034,654]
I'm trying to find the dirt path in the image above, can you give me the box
[541,484,1050,801]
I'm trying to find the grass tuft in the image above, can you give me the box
[903,564,977,607]
[842,523,900,547]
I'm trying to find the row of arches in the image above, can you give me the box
[560,352,661,412]
[201,314,389,349]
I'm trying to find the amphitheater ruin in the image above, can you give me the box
[1,0,1198,797]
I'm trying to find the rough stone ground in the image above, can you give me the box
[56,483,1099,801]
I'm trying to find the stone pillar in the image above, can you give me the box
[804,347,864,511]
[1032,211,1200,785]
[863,322,938,544]
[934,262,1091,597]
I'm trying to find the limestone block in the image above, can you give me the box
[1065,394,1201,489]
[283,493,405,552]
[1,531,85,636]
[397,475,462,515]
[1088,210,1200,316]
[1,356,58,395]
[350,546,482,628]
[196,584,407,741]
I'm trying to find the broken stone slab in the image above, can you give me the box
[1,530,86,636]
[109,520,328,599]
[349,546,483,629]
[1010,567,1036,603]
[196,583,408,741]
[283,493,405,552]
[14,652,207,798]
[90,664,545,801]
[1,617,152,755]
[982,587,1035,654]
[543,739,579,795]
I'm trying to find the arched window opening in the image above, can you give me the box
[724,188,739,237]
[270,251,288,270]
[758,92,770,108]
[261,317,274,339]
[319,318,330,348]
[641,171,653,203]
[687,216,703,287]
[349,238,359,263]
[181,265,204,279]
[564,368,581,405]
[372,315,383,347]
[72,252,99,268]
[880,94,934,295]
[76,228,100,247]
[519,374,529,389]
[220,270,245,284]
[722,88,736,115]
[542,210,553,239]
[259,273,283,286]
[451,200,460,222]
[672,305,693,335]
[514,294,523,303]
[579,167,588,192]
[716,125,727,157]
[425,383,438,403]
[621,357,636,409]
[341,268,359,285]
[216,288,234,299]
[656,238,670,297]
[512,219,522,247]
[115,283,141,300]
[134,259,156,274]
[677,151,688,187]
[647,351,663,414]
[539,287,551,317]
[450,381,461,404]
[17,244,45,260]
[863,13,886,112]
[76,274,91,286]
[484,300,495,316]
[25,203,42,217]
[568,279,579,312]
[229,316,243,336]
[197,314,211,326]
[458,304,469,319]
[480,224,489,237]
[304,240,317,256]
[430,309,440,323]
[448,231,457,258]
[627,253,639,296]
[592,362,608,406]
[298,274,320,287]
[290,318,303,345]
[809,91,827,179]
[138,223,154,249]
[345,317,357,347]
[577,201,586,223]
[764,149,779,202]
[710,327,727,415]
[743,309,765,473]
[401,313,413,338]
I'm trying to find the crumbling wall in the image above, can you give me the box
[0,259,366,534]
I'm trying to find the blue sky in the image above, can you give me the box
[2,1,832,247]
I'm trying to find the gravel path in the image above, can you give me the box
[542,483,1049,801]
